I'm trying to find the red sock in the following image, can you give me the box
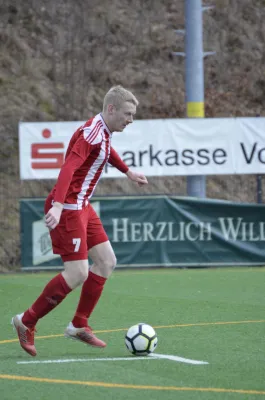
[72,271,106,328]
[22,274,72,328]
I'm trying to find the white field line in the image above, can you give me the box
[17,353,208,365]
[150,353,209,365]
[17,357,151,364]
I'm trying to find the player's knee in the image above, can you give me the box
[77,266,89,284]
[93,254,116,276]
[111,254,117,270]
[64,260,89,288]
[104,253,117,271]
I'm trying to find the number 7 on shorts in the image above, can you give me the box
[72,238,81,252]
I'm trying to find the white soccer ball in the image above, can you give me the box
[125,323,158,356]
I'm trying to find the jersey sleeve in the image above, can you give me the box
[53,136,93,204]
[71,133,94,161]
[108,146,129,173]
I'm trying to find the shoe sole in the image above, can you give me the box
[64,332,106,348]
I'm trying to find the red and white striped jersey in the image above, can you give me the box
[50,113,128,210]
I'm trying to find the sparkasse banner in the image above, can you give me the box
[19,117,265,179]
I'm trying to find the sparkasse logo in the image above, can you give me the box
[31,128,65,170]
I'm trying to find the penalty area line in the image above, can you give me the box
[17,354,208,365]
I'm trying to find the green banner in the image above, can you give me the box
[20,196,265,270]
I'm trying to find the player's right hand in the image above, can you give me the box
[45,203,63,230]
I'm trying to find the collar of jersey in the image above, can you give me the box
[99,113,112,137]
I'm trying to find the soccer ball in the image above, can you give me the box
[125,323,158,356]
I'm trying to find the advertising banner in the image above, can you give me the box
[20,196,265,270]
[19,117,265,179]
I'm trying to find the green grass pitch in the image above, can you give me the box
[0,267,265,399]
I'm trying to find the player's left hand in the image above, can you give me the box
[45,202,63,230]
[126,170,148,186]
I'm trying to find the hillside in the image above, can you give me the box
[0,0,265,269]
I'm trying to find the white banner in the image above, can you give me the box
[19,117,265,179]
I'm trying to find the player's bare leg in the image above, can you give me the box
[65,241,117,348]
[89,241,117,278]
[62,259,89,289]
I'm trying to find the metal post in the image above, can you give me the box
[256,115,263,203]
[185,0,206,198]
[257,175,262,204]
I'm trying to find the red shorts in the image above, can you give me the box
[45,195,108,262]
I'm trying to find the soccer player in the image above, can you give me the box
[12,86,148,356]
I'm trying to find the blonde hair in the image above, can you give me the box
[103,85,139,111]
